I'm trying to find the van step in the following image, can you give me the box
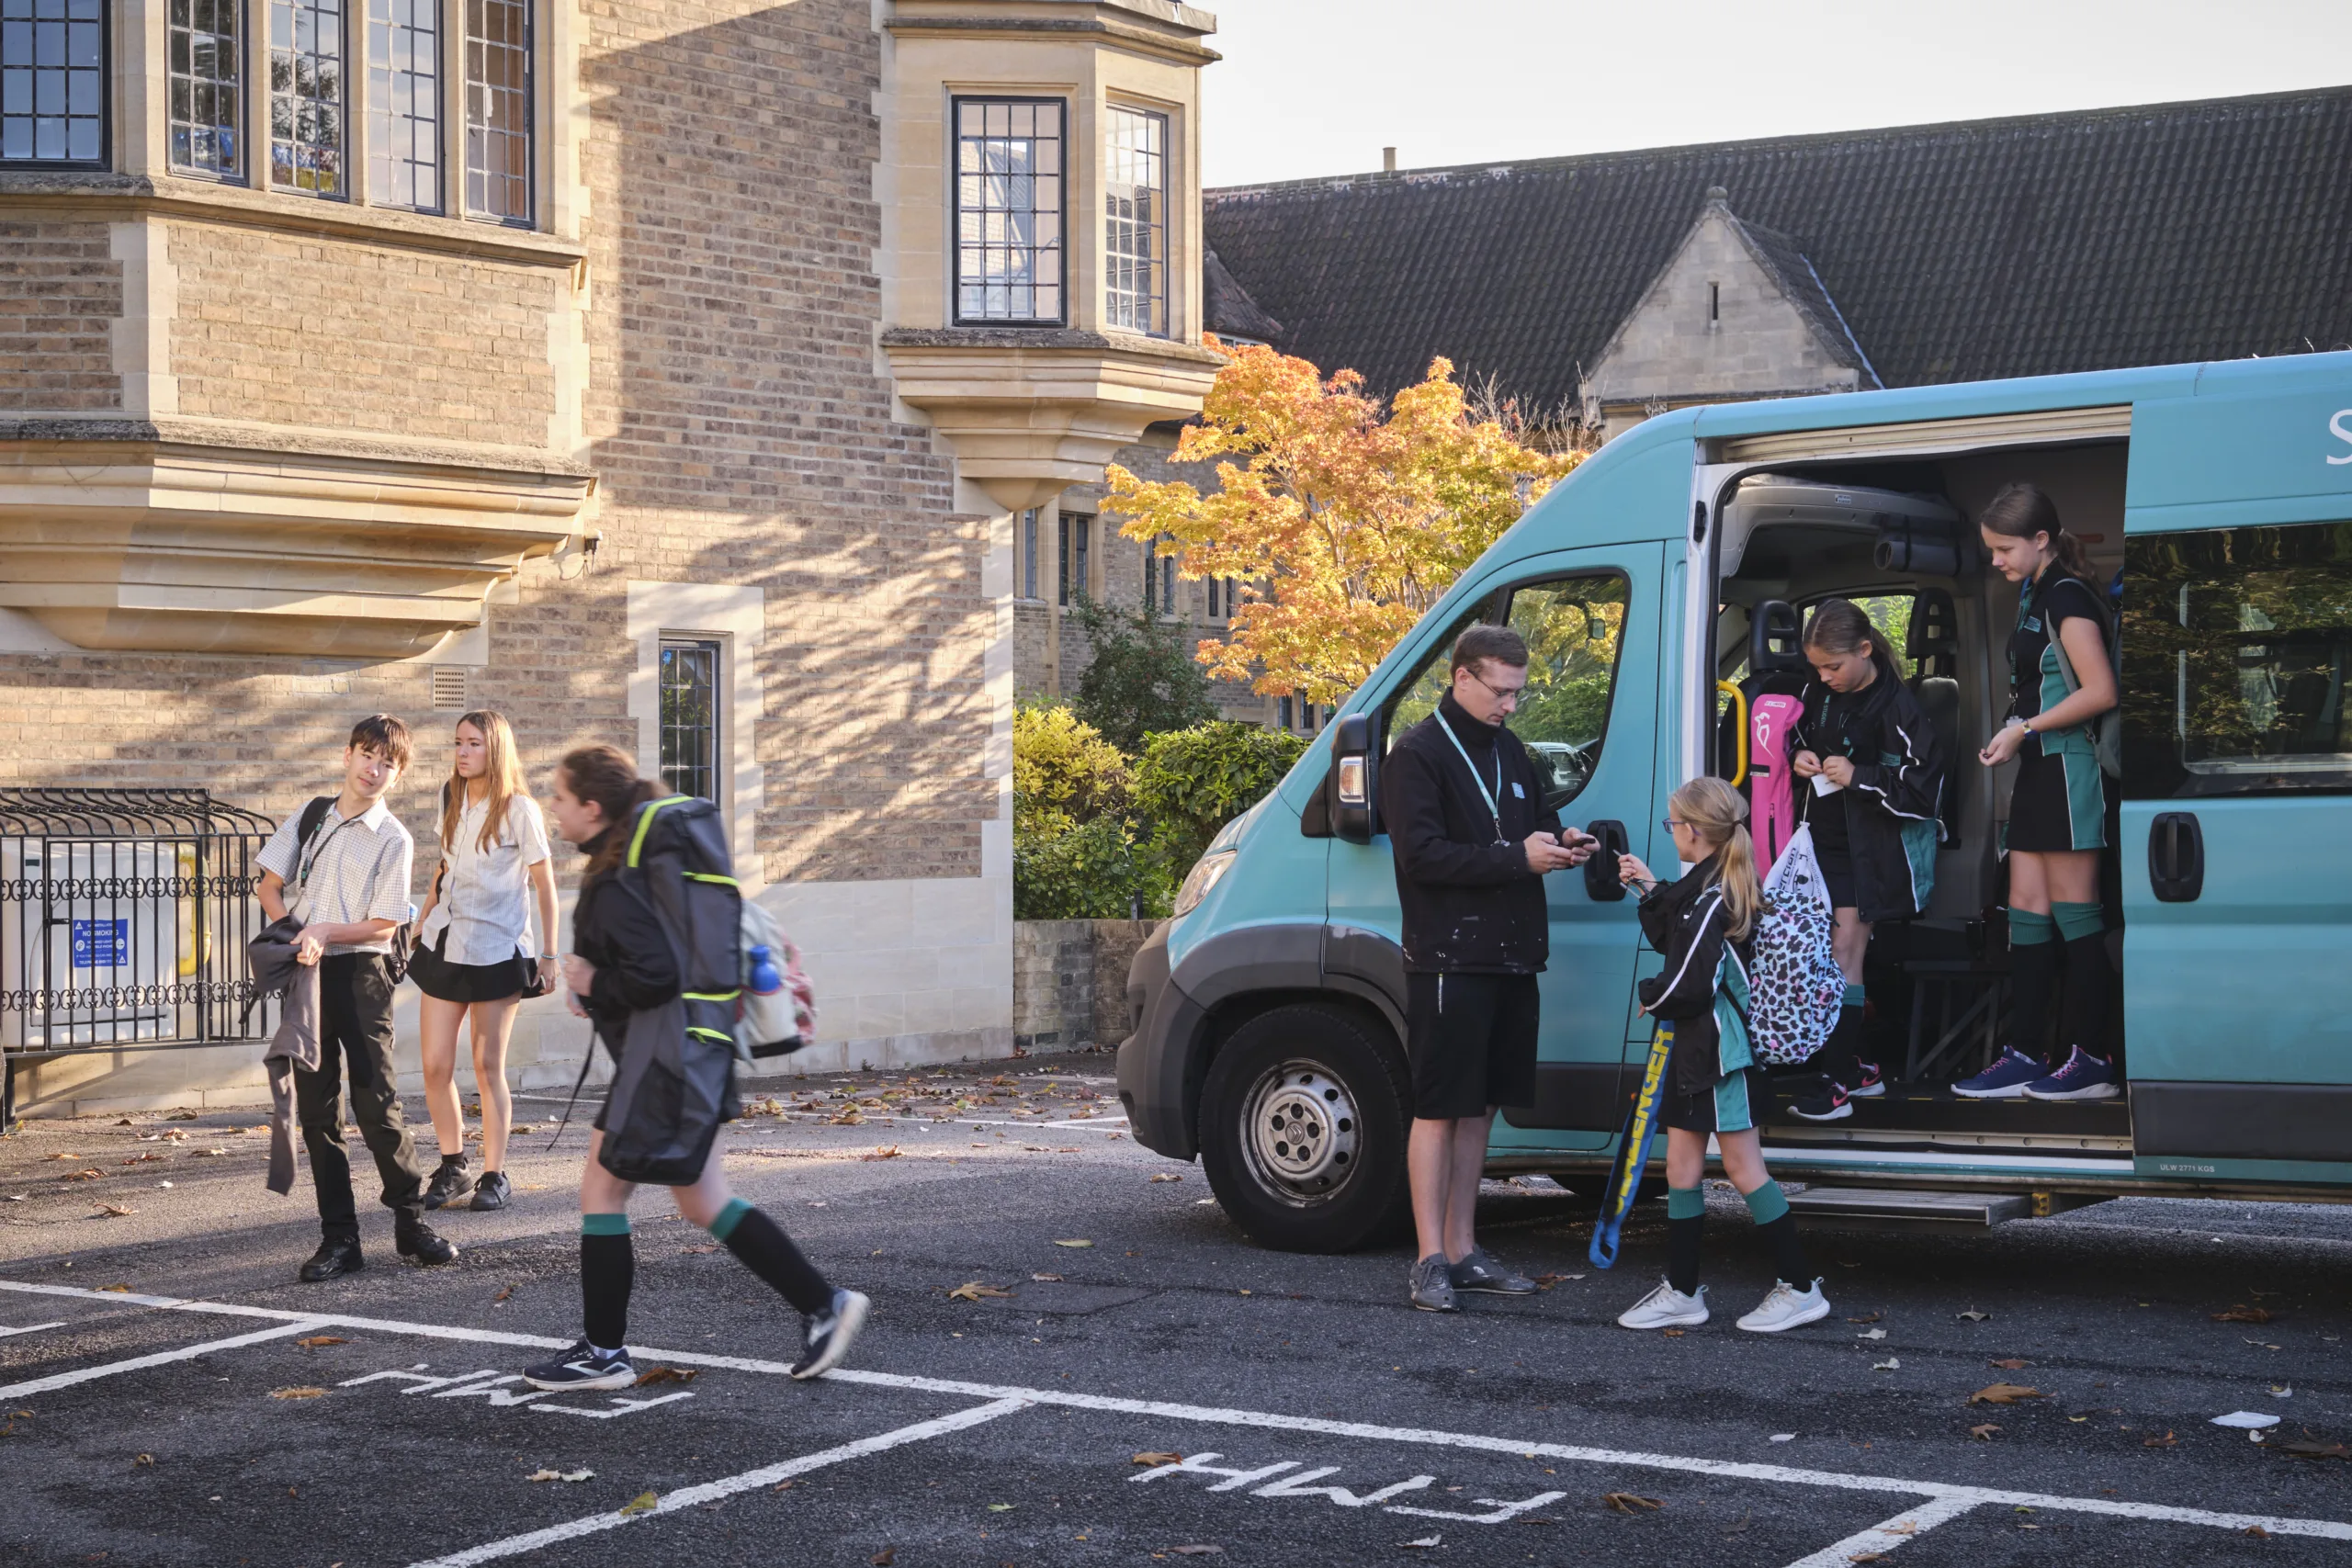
[1786,1186,2030,1232]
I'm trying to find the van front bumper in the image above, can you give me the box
[1116,918,1204,1160]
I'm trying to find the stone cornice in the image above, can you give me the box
[884,3,1220,66]
[0,172,587,271]
[0,416,594,479]
[880,325,1227,366]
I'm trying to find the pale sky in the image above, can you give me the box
[1201,0,2352,188]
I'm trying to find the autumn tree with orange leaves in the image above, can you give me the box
[1102,345,1581,707]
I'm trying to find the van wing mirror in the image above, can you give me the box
[1330,712,1379,845]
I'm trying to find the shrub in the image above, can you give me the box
[1012,701,1131,821]
[1068,593,1217,752]
[1131,720,1309,887]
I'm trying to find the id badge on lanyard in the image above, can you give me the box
[1439,719,1510,847]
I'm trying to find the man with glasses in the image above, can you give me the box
[1383,625,1596,1312]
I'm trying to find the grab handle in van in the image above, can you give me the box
[1583,819,1629,902]
[2148,811,2204,902]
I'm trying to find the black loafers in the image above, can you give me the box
[299,1235,364,1283]
[394,1219,458,1266]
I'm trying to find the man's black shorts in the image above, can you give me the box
[1405,971,1540,1122]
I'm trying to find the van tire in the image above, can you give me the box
[1198,1003,1411,1254]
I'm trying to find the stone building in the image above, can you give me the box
[0,0,1227,1113]
[1204,87,2352,437]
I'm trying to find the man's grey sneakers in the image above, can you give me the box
[1408,1254,1458,1313]
[1736,1278,1831,1333]
[1449,1247,1538,1294]
[522,1339,637,1392]
[1616,1280,1709,1330]
[790,1288,872,1380]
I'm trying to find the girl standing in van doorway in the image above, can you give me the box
[410,710,559,1212]
[1955,483,2120,1101]
[1614,778,1828,1333]
[1785,600,1950,1122]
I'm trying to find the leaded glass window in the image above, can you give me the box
[1104,106,1167,335]
[659,639,721,804]
[270,0,345,197]
[366,0,435,209]
[463,0,529,223]
[1021,508,1039,600]
[955,96,1062,324]
[168,0,239,176]
[1,0,104,166]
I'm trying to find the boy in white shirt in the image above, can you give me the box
[256,715,455,1280]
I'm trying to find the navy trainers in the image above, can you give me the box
[790,1288,871,1380]
[2022,1046,2120,1101]
[522,1339,637,1392]
[1953,1047,2049,1100]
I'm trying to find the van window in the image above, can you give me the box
[1383,572,1629,810]
[2122,520,2352,797]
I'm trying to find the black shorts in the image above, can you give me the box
[2006,741,2108,853]
[408,931,529,1004]
[1660,1066,1767,1134]
[1405,971,1540,1121]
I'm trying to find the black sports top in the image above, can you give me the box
[2007,572,2105,761]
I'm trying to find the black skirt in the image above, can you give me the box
[408,931,530,1004]
[2007,742,2109,853]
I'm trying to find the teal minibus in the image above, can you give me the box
[1117,350,2352,1252]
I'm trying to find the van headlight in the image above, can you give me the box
[1172,849,1237,918]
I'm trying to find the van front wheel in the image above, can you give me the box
[1198,1004,1410,1254]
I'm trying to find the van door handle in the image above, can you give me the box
[2148,811,2204,902]
[1583,819,1629,902]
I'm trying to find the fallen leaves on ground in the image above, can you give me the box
[986,1503,1013,1512]
[132,1453,153,1466]
[1872,1359,1901,1371]
[2143,1430,2178,1449]
[947,1281,1013,1302]
[619,1491,658,1517]
[633,1367,697,1387]
[166,1109,197,1120]
[42,1153,80,1160]
[1989,1358,2030,1370]
[1030,1272,1063,1282]
[2212,1304,2273,1324]
[294,1336,345,1348]
[194,1148,229,1157]
[2263,1436,2351,1461]
[61,1169,101,1182]
[526,1469,594,1483]
[870,1549,896,1565]
[268,1387,325,1400]
[1533,1274,1585,1290]
[99,1283,129,1292]
[1052,1238,1093,1247]
[681,1244,718,1255]
[492,1284,515,1304]
[1971,1424,2001,1440]
[96,1203,135,1217]
[1602,1494,1664,1513]
[120,1153,164,1165]
[1132,1452,1182,1467]
[2246,1526,2272,1538]
[861,1145,902,1162]
[1969,1384,2046,1405]
[1957,1310,1990,1323]
[827,1111,865,1126]
[1846,1311,1881,1324]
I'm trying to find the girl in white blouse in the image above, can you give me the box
[410,710,558,1212]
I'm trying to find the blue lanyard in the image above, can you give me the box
[1437,716,1508,845]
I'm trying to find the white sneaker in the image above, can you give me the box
[1616,1279,1709,1330]
[1736,1278,1830,1333]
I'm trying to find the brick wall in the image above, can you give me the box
[0,220,121,413]
[1011,917,1153,1050]
[168,221,560,446]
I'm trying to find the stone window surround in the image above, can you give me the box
[107,0,567,232]
[626,580,763,887]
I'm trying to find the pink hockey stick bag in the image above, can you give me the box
[1749,691,1803,872]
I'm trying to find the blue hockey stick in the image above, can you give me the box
[1589,1021,1673,1269]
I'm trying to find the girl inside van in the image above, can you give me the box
[1954,482,2120,1101]
[1614,777,1828,1335]
[410,709,557,1213]
[1785,599,1950,1122]
[523,745,868,1391]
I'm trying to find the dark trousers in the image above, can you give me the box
[293,953,427,1237]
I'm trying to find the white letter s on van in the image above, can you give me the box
[2330,408,2352,465]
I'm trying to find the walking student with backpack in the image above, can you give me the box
[255,715,457,1280]
[409,710,558,1213]
[1612,778,1828,1334]
[1783,599,1949,1122]
[523,745,869,1391]
[1954,482,2122,1102]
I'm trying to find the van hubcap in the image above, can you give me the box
[1240,1060,1360,1202]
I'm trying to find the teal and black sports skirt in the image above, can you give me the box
[1662,1066,1767,1135]
[2007,742,2107,852]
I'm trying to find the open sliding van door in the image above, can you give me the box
[2120,355,2352,1184]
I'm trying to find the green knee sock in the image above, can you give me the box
[2051,901,2104,943]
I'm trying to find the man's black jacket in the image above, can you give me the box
[1384,692,1564,975]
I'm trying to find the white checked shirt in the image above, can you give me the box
[256,796,416,956]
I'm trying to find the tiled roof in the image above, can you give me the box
[1203,248,1284,342]
[1203,87,2352,406]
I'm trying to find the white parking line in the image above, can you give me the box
[405,1397,1031,1568]
[0,1320,65,1338]
[0,1317,328,1399]
[1779,1495,1981,1567]
[5,1281,2349,1548]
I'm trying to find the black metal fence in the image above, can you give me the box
[0,791,280,1088]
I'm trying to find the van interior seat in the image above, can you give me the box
[1906,587,1962,842]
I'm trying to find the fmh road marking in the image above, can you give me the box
[3,1279,2348,1558]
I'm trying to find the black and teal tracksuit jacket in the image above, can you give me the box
[1636,854,1757,1094]
[1791,673,1950,923]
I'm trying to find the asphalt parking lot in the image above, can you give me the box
[3,1055,2348,1566]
